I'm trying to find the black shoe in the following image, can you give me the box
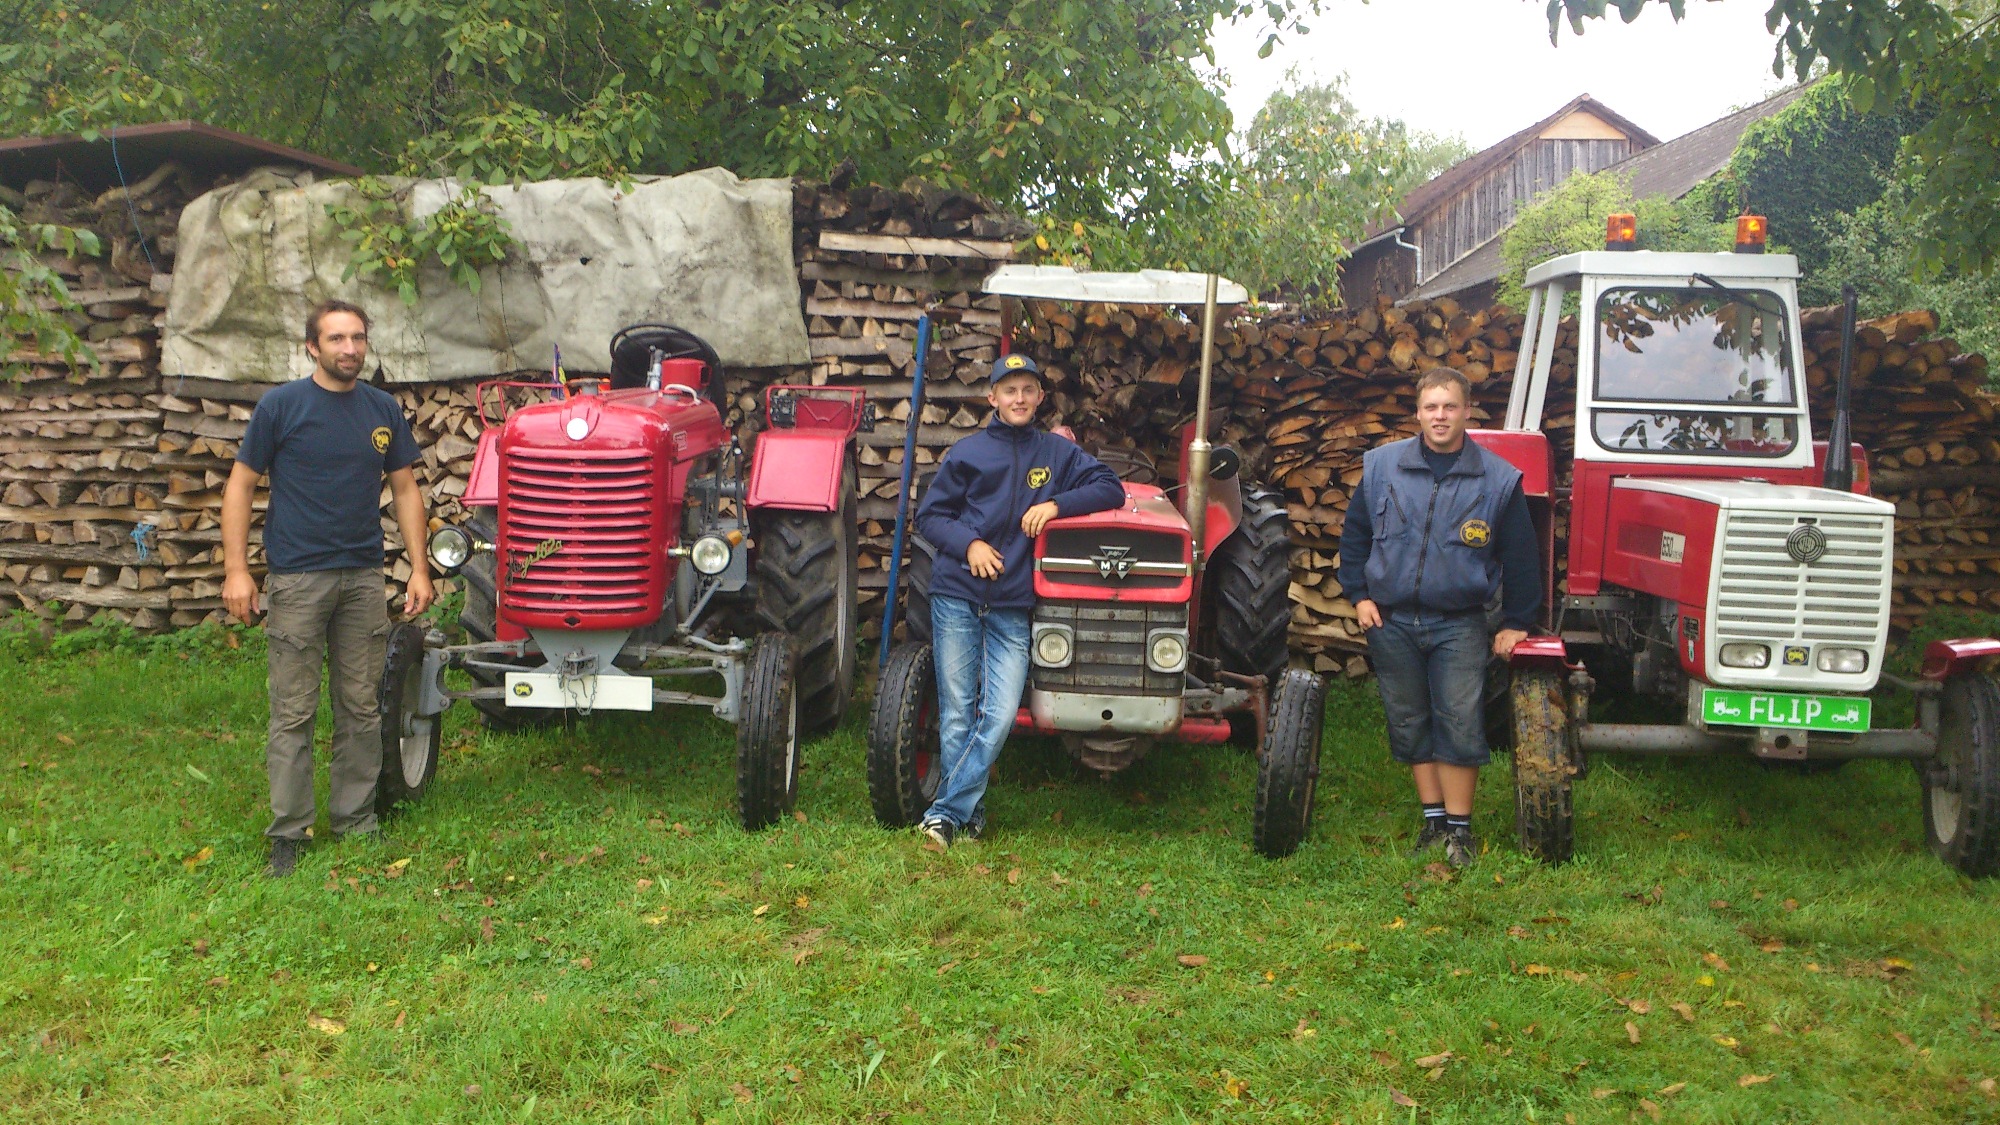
[1444,828,1479,869]
[919,817,955,849]
[1408,821,1448,857]
[267,836,306,878]
[962,811,986,842]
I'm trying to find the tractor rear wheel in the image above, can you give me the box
[1923,670,2000,877]
[1511,668,1574,863]
[376,621,441,816]
[1212,485,1293,686]
[898,540,936,645]
[1252,668,1326,858]
[735,633,800,830]
[454,509,548,731]
[866,643,942,827]
[753,459,859,735]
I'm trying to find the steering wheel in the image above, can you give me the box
[608,323,724,392]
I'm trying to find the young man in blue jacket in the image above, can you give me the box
[913,353,1126,847]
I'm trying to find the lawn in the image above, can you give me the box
[3,627,1999,1123]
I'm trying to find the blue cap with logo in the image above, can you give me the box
[989,353,1042,384]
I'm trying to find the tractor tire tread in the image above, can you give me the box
[1252,668,1325,857]
[866,643,939,827]
[1511,668,1574,863]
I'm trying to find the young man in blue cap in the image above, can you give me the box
[913,353,1125,847]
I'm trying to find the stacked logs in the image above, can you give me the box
[0,164,199,628]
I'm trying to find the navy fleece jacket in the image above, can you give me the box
[916,417,1126,609]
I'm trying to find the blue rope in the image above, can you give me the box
[106,128,159,275]
[129,522,154,563]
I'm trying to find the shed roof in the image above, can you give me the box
[0,121,361,191]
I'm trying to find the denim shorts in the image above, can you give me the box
[1368,611,1492,767]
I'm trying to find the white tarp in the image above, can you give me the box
[162,167,810,383]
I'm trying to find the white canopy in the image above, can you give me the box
[982,264,1249,305]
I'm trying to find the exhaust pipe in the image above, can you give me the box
[1184,273,1218,572]
[1823,284,1857,493]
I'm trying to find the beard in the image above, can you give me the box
[317,355,364,384]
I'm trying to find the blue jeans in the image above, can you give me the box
[927,594,1031,828]
[1369,610,1492,767]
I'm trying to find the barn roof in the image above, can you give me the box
[0,120,361,191]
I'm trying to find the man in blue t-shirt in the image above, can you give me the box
[222,300,434,877]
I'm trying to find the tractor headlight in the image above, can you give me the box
[1817,647,1868,674]
[427,526,473,576]
[1146,629,1189,674]
[1719,642,1770,669]
[1032,624,1073,668]
[689,534,733,576]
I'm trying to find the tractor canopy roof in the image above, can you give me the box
[982,265,1249,305]
[1525,250,1800,289]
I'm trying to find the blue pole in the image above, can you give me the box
[878,312,933,666]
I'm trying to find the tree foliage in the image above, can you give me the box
[1546,0,2000,274]
[0,204,101,378]
[1818,172,2000,358]
[1496,170,1733,310]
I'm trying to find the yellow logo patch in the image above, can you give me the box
[1459,519,1491,547]
[370,426,392,454]
[513,682,533,697]
[1027,467,1051,489]
[1004,354,1029,370]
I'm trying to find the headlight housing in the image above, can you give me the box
[1718,642,1770,669]
[427,526,473,575]
[1817,646,1868,674]
[689,534,733,576]
[1032,624,1073,668]
[1146,629,1189,674]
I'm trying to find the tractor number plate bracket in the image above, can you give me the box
[1699,688,1869,734]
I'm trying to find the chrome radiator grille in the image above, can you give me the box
[1712,510,1891,646]
[1031,601,1186,696]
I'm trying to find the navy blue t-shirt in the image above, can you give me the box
[236,377,420,574]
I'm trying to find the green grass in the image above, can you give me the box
[4,634,2000,1123]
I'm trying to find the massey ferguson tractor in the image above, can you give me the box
[372,324,862,830]
[1488,213,2000,876]
[866,267,1327,857]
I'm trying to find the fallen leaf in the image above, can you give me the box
[1738,1073,1773,1087]
[792,948,816,967]
[1703,952,1731,972]
[1638,1097,1663,1121]
[1760,939,1785,953]
[794,895,810,909]
[184,764,211,784]
[1627,999,1652,1015]
[936,960,957,975]
[581,764,602,777]
[464,1084,481,1098]
[1657,1082,1686,1097]
[181,846,213,872]
[479,917,494,942]
[1671,1002,1695,1022]
[1710,899,1730,910]
[636,878,654,891]
[668,1021,699,1034]
[306,1014,345,1036]
[366,962,378,973]
[752,904,770,917]
[1978,1077,1996,1097]
[731,1082,753,1103]
[972,864,991,876]
[1782,898,1799,912]
[1881,957,1914,975]
[1176,954,1209,968]
[1137,882,1153,897]
[793,809,808,824]
[55,733,75,746]
[1563,970,1589,984]
[1290,1018,1316,1041]
[1697,974,1716,987]
[1523,963,1554,976]
[385,857,411,878]
[1372,1050,1399,1068]
[1222,1071,1250,1099]
[393,1009,406,1029]
[1006,867,1021,885]
[1714,1035,1740,1049]
[643,913,667,926]
[1413,1051,1452,1068]
[1389,1088,1418,1108]
[1626,1022,1641,1044]
[1592,1088,1616,1099]
[575,956,593,970]
[1423,861,1454,882]
[1507,924,1532,939]
[1385,916,1406,931]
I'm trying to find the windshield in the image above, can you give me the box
[1595,286,1796,405]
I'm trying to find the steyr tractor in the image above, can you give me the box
[373,324,862,829]
[866,267,1326,857]
[1488,213,2000,876]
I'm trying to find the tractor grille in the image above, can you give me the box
[1712,510,1892,647]
[1037,528,1188,590]
[1031,601,1187,696]
[499,449,661,617]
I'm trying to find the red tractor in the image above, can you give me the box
[866,268,1325,857]
[375,324,862,829]
[1486,214,2000,876]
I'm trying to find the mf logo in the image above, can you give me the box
[1094,545,1134,580]
[1027,466,1051,489]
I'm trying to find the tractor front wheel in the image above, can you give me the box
[1252,669,1326,858]
[1511,668,1574,863]
[375,621,442,817]
[1923,670,2000,877]
[753,462,859,734]
[735,633,801,830]
[866,643,942,827]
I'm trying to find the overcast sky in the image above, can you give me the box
[1210,0,1800,149]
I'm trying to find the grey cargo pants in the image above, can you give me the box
[264,568,389,840]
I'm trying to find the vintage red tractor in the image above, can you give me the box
[1484,213,2000,876]
[374,324,861,829]
[866,268,1326,857]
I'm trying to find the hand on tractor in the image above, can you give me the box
[966,540,1005,580]
[1354,599,1382,631]
[403,570,436,618]
[1021,501,1061,537]
[1493,629,1527,657]
[223,570,259,623]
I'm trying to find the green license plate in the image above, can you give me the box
[1700,688,1870,733]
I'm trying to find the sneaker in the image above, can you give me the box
[266,836,306,878]
[962,810,986,842]
[919,817,956,849]
[1408,820,1448,857]
[1444,828,1479,870]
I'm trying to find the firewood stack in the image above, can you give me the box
[0,164,200,629]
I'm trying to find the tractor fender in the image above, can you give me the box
[747,428,849,512]
[462,428,503,507]
[1920,638,2000,682]
[1507,635,1577,671]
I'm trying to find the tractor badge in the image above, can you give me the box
[1784,645,1810,666]
[1785,523,1828,564]
[1027,467,1051,488]
[1094,545,1135,580]
[509,537,565,578]
[1459,519,1491,547]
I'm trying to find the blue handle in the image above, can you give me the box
[878,313,933,665]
